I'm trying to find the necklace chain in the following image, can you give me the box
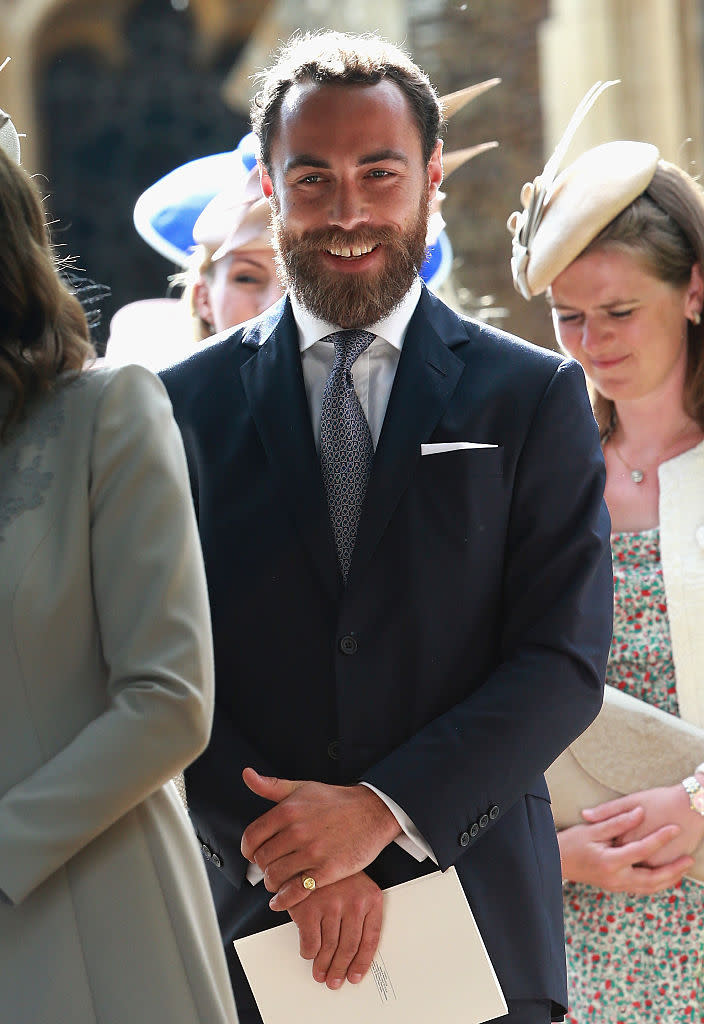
[606,415,698,486]
[609,438,645,484]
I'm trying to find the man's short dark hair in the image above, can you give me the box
[251,31,444,169]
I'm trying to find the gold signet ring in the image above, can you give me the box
[302,874,316,891]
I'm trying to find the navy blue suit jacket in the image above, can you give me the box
[161,285,613,1017]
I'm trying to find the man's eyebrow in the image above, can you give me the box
[283,149,409,173]
[284,155,331,173]
[359,149,408,166]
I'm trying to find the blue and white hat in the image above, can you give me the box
[133,131,270,266]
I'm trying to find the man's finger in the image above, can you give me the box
[296,913,322,961]
[347,902,383,983]
[242,767,301,803]
[270,871,322,911]
[323,913,364,990]
[264,851,321,896]
[313,915,342,984]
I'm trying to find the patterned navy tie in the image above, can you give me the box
[320,330,376,582]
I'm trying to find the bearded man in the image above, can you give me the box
[161,31,612,1024]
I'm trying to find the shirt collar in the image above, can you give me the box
[291,277,422,354]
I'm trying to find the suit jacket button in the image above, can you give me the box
[479,814,489,829]
[211,853,222,868]
[327,739,341,760]
[201,843,212,860]
[489,805,500,820]
[469,823,480,838]
[459,831,470,847]
[339,634,358,655]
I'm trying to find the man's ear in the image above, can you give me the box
[193,278,214,328]
[427,139,443,204]
[259,162,274,200]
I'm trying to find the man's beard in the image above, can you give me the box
[271,189,430,329]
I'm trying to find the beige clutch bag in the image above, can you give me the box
[546,684,704,883]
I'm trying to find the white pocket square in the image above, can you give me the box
[421,442,499,455]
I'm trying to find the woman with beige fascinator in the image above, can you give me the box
[508,82,704,1022]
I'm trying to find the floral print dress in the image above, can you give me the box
[564,529,704,1023]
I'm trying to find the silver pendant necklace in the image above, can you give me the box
[609,439,645,484]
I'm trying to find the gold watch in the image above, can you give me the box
[682,773,704,816]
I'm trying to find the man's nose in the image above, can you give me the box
[327,181,369,230]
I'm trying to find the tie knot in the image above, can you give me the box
[324,330,375,369]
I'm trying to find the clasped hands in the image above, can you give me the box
[559,783,704,894]
[240,767,402,989]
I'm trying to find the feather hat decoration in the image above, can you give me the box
[505,80,660,299]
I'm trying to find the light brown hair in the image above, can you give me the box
[0,149,93,437]
[582,160,704,438]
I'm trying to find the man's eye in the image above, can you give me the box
[300,174,323,184]
[556,313,583,325]
[368,169,391,178]
[609,309,634,319]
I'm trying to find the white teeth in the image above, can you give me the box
[327,243,376,258]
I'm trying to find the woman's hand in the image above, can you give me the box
[583,785,704,868]
[558,804,694,893]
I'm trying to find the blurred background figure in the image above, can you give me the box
[509,84,704,1023]
[106,132,283,370]
[0,96,237,1024]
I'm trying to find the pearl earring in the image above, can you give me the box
[692,311,702,326]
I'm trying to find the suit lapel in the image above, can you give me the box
[347,289,467,587]
[240,300,342,599]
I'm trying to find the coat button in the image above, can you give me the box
[489,805,500,820]
[479,814,489,829]
[339,634,358,655]
[211,853,222,868]
[201,843,212,860]
[327,739,341,760]
[469,822,480,838]
[459,831,470,847]
[696,525,704,550]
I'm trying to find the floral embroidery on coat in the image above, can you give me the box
[0,388,65,542]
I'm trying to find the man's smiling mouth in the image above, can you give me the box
[326,243,379,259]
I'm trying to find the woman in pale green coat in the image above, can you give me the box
[0,125,237,1021]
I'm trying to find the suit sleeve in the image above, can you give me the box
[363,357,613,869]
[0,365,214,904]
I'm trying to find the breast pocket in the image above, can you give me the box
[409,445,505,550]
[420,445,504,477]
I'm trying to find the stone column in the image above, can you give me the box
[540,0,704,168]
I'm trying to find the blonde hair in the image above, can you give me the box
[0,149,93,437]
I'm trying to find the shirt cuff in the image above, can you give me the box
[246,862,265,885]
[361,782,437,864]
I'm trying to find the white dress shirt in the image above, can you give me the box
[246,278,436,884]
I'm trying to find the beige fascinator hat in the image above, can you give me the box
[0,58,20,165]
[193,163,272,261]
[507,81,660,299]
